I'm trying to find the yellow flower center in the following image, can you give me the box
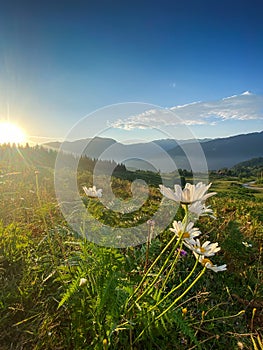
[183,232,190,238]
[201,258,212,266]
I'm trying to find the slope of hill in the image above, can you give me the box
[232,157,263,169]
[230,157,263,177]
[202,131,263,169]
[47,137,117,158]
[168,131,263,170]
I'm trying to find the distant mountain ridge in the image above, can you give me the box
[168,131,263,170]
[45,131,263,171]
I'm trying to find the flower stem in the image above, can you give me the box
[127,205,190,311]
[182,204,189,228]
[156,205,189,300]
[157,240,183,299]
[150,258,199,312]
[126,232,178,310]
[133,266,206,344]
[130,231,184,310]
[155,266,206,321]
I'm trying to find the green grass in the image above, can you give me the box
[0,146,262,349]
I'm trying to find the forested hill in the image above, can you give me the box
[231,157,263,177]
[0,144,124,174]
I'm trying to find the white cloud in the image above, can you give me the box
[241,90,252,95]
[109,92,263,130]
[107,119,149,130]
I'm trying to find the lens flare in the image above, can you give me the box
[0,122,26,145]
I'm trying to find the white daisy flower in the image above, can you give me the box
[159,182,216,205]
[83,185,102,198]
[169,220,201,245]
[188,201,215,218]
[191,239,221,257]
[198,256,227,272]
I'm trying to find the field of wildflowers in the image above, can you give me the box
[0,145,262,349]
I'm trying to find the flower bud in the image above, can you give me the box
[79,278,88,287]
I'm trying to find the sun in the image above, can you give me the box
[0,122,27,145]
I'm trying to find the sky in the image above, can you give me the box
[0,0,263,144]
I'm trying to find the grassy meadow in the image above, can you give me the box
[0,145,262,349]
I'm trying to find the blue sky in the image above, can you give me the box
[0,0,263,143]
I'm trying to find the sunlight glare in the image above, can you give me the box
[0,122,27,145]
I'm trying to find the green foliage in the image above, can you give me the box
[231,157,263,178]
[171,310,201,349]
[0,145,262,349]
[56,241,131,348]
[210,157,263,179]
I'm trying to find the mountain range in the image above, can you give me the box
[45,131,263,172]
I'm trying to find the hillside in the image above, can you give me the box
[232,157,263,169]
[201,131,263,169]
[1,143,263,350]
[230,157,263,177]
[168,131,263,170]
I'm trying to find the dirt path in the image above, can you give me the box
[243,181,263,191]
